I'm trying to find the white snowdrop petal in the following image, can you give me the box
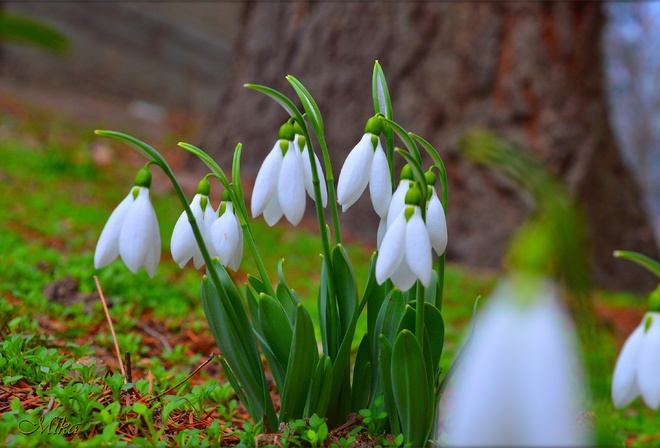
[376,217,387,250]
[387,181,409,227]
[314,152,328,207]
[252,143,283,217]
[119,187,159,274]
[376,214,406,285]
[170,210,196,266]
[612,323,646,408]
[211,211,239,267]
[337,134,374,211]
[389,257,417,292]
[426,189,448,255]
[369,142,392,218]
[263,195,283,226]
[228,224,244,271]
[405,209,432,287]
[515,297,586,446]
[203,203,218,259]
[638,314,660,409]
[448,299,516,445]
[94,191,134,269]
[278,148,306,226]
[144,212,161,278]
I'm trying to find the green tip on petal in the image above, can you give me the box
[424,170,437,186]
[365,116,382,136]
[404,206,415,221]
[404,185,422,206]
[221,189,231,202]
[645,314,654,333]
[278,122,295,141]
[400,164,413,181]
[218,202,227,217]
[134,166,152,188]
[279,140,290,155]
[371,134,379,151]
[297,135,306,151]
[200,195,209,212]
[131,186,140,200]
[197,178,211,196]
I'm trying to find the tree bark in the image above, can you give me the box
[198,2,657,291]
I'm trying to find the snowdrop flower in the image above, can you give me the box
[376,187,432,291]
[337,117,392,217]
[252,123,306,226]
[612,310,660,409]
[292,122,327,207]
[170,178,217,269]
[95,166,160,278]
[446,275,589,446]
[424,171,448,256]
[211,192,243,271]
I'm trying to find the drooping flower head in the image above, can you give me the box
[376,184,432,291]
[424,170,448,256]
[337,116,392,217]
[612,285,660,409]
[252,122,306,226]
[292,121,328,207]
[211,189,244,272]
[170,177,217,269]
[95,166,161,278]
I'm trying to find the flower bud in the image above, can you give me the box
[221,189,232,202]
[404,185,422,206]
[196,178,211,196]
[424,170,437,186]
[134,166,152,188]
[278,122,295,141]
[364,116,382,136]
[400,164,413,181]
[292,121,304,136]
[649,285,660,313]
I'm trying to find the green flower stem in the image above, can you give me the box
[415,283,425,352]
[314,132,342,246]
[177,142,276,299]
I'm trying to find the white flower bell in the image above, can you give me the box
[424,171,448,256]
[291,122,328,208]
[170,178,217,269]
[376,186,432,291]
[386,165,413,227]
[612,310,660,409]
[446,275,589,446]
[252,123,306,226]
[94,167,161,278]
[337,117,392,217]
[211,194,244,272]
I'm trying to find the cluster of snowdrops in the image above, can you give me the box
[91,62,660,446]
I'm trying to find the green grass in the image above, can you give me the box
[0,108,656,446]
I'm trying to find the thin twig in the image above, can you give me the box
[125,352,133,384]
[94,275,126,380]
[138,322,173,351]
[147,353,216,403]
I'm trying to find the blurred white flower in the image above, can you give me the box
[171,193,216,269]
[95,186,160,278]
[252,139,306,226]
[211,201,243,271]
[376,205,432,290]
[445,276,589,446]
[612,312,660,409]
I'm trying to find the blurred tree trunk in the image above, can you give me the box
[198,2,658,291]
